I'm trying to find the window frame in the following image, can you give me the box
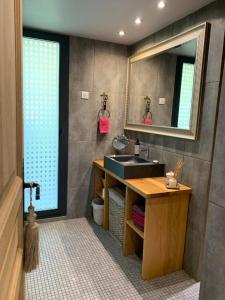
[171,56,195,128]
[23,28,69,218]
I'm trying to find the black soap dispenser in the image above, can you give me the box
[134,139,140,156]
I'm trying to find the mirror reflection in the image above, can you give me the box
[128,39,197,130]
[112,135,129,151]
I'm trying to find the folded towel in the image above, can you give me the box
[132,213,145,227]
[132,219,144,226]
[99,117,110,133]
[132,212,145,222]
[133,205,145,217]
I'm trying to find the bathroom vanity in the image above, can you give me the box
[93,159,191,280]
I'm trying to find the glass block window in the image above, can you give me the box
[177,63,195,129]
[23,37,59,212]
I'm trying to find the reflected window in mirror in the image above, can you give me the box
[125,23,209,140]
[172,51,196,129]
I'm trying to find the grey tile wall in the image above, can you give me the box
[125,0,225,281]
[67,0,225,284]
[199,27,225,299]
[68,37,128,219]
[200,204,225,300]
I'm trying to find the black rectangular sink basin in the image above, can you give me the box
[112,155,149,164]
[104,155,165,179]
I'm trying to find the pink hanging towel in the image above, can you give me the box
[99,117,110,134]
[144,118,153,125]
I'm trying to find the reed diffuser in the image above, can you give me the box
[166,159,184,189]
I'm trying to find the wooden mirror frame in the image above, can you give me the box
[125,23,210,140]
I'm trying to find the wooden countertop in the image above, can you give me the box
[94,160,191,199]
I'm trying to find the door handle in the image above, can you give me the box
[24,182,40,200]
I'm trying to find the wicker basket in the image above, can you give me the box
[109,187,125,244]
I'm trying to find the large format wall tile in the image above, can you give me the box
[181,157,211,233]
[208,65,225,208]
[69,37,95,92]
[67,186,91,218]
[147,145,164,162]
[125,130,165,148]
[200,203,225,300]
[93,40,128,94]
[162,136,185,154]
[127,1,225,281]
[184,82,219,161]
[69,90,96,142]
[68,141,94,189]
[200,31,225,299]
[183,224,204,281]
[204,18,225,84]
[94,139,115,160]
[68,37,128,220]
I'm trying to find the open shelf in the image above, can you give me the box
[126,219,144,239]
[94,160,191,280]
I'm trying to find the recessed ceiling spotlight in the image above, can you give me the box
[158,1,165,9]
[118,30,125,36]
[135,17,142,25]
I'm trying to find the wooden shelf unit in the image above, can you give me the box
[126,220,144,239]
[94,164,105,196]
[93,160,191,280]
[96,191,104,201]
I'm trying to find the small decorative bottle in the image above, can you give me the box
[134,139,140,156]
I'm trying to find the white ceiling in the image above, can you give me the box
[23,0,215,45]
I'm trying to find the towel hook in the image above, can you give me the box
[98,92,110,118]
[144,96,151,113]
[143,96,153,123]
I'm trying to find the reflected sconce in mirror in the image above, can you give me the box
[143,96,153,125]
[125,23,210,140]
[98,92,110,134]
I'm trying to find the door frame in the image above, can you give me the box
[23,28,69,218]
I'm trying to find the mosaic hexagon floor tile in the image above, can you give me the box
[26,218,199,300]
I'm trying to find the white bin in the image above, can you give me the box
[92,198,104,225]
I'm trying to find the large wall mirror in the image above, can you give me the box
[125,23,209,140]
